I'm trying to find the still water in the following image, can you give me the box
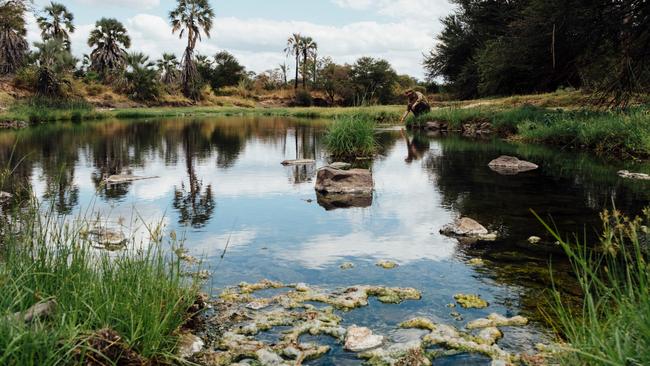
[1,116,649,364]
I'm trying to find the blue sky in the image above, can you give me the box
[27,0,456,78]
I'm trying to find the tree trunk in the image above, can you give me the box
[294,52,299,89]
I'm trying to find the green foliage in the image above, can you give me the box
[36,2,75,51]
[350,57,398,105]
[208,51,246,91]
[33,39,75,98]
[0,204,199,364]
[426,0,650,105]
[88,18,130,80]
[0,0,29,75]
[121,52,160,102]
[540,208,650,366]
[294,89,313,107]
[324,116,378,158]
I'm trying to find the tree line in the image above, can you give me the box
[0,0,430,106]
[424,0,649,107]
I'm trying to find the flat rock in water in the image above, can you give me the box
[345,326,384,352]
[488,156,538,175]
[105,174,158,184]
[618,170,650,181]
[440,217,489,237]
[315,167,373,195]
[84,227,128,250]
[281,159,316,166]
[329,161,352,170]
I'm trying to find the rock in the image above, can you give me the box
[256,349,285,365]
[345,326,384,352]
[340,262,354,270]
[468,258,485,266]
[11,299,57,322]
[281,159,316,166]
[0,120,28,129]
[454,293,489,309]
[294,283,310,292]
[105,174,159,184]
[83,226,128,250]
[376,260,398,269]
[467,313,529,329]
[177,333,204,359]
[246,300,271,310]
[528,236,542,244]
[618,170,650,181]
[316,192,372,210]
[462,121,492,136]
[441,217,489,237]
[329,162,352,170]
[424,121,448,131]
[359,340,431,365]
[476,327,503,345]
[315,167,373,195]
[0,191,12,202]
[488,156,539,175]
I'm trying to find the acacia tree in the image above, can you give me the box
[300,36,317,89]
[88,18,130,80]
[37,2,74,51]
[169,0,214,100]
[284,33,302,90]
[0,0,29,75]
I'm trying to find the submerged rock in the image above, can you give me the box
[83,226,128,250]
[466,313,529,329]
[281,159,316,166]
[340,262,355,270]
[345,326,384,352]
[454,293,489,309]
[618,170,650,181]
[376,260,398,269]
[105,174,159,184]
[488,156,538,175]
[315,167,373,195]
[528,236,542,244]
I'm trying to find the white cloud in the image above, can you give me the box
[73,0,160,10]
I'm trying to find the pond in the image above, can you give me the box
[1,116,649,364]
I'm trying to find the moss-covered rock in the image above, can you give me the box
[453,293,489,309]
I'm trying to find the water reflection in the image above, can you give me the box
[1,117,650,363]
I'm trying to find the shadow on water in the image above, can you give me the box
[1,117,650,363]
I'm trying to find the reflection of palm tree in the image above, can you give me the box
[173,124,215,228]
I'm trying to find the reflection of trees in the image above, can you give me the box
[283,126,318,184]
[210,127,244,169]
[173,123,216,228]
[43,164,79,214]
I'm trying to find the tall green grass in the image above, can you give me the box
[0,203,199,365]
[5,97,108,123]
[324,116,378,158]
[538,208,650,365]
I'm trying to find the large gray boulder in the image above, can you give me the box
[488,156,538,175]
[315,167,373,195]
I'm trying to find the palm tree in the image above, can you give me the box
[33,39,75,97]
[284,33,302,90]
[37,2,74,51]
[156,53,180,84]
[121,52,159,101]
[87,18,130,80]
[300,36,317,89]
[169,0,214,100]
[0,0,29,74]
[279,63,288,86]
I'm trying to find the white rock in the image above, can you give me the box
[177,333,204,359]
[345,326,384,352]
[528,236,541,244]
[618,170,650,180]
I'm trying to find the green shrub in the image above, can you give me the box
[324,116,378,158]
[294,90,313,107]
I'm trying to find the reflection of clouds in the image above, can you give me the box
[282,139,458,269]
[189,229,258,257]
[285,231,457,269]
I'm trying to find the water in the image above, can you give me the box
[1,116,649,364]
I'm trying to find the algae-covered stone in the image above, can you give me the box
[468,258,485,266]
[359,341,431,366]
[340,262,355,270]
[239,279,284,294]
[476,327,502,345]
[376,260,398,269]
[466,313,529,329]
[454,293,489,309]
[400,317,437,331]
[344,325,384,352]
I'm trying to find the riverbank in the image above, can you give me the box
[0,203,201,364]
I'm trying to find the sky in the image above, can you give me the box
[26,0,456,79]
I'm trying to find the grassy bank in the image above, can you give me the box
[541,208,650,365]
[409,105,650,159]
[0,204,200,364]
